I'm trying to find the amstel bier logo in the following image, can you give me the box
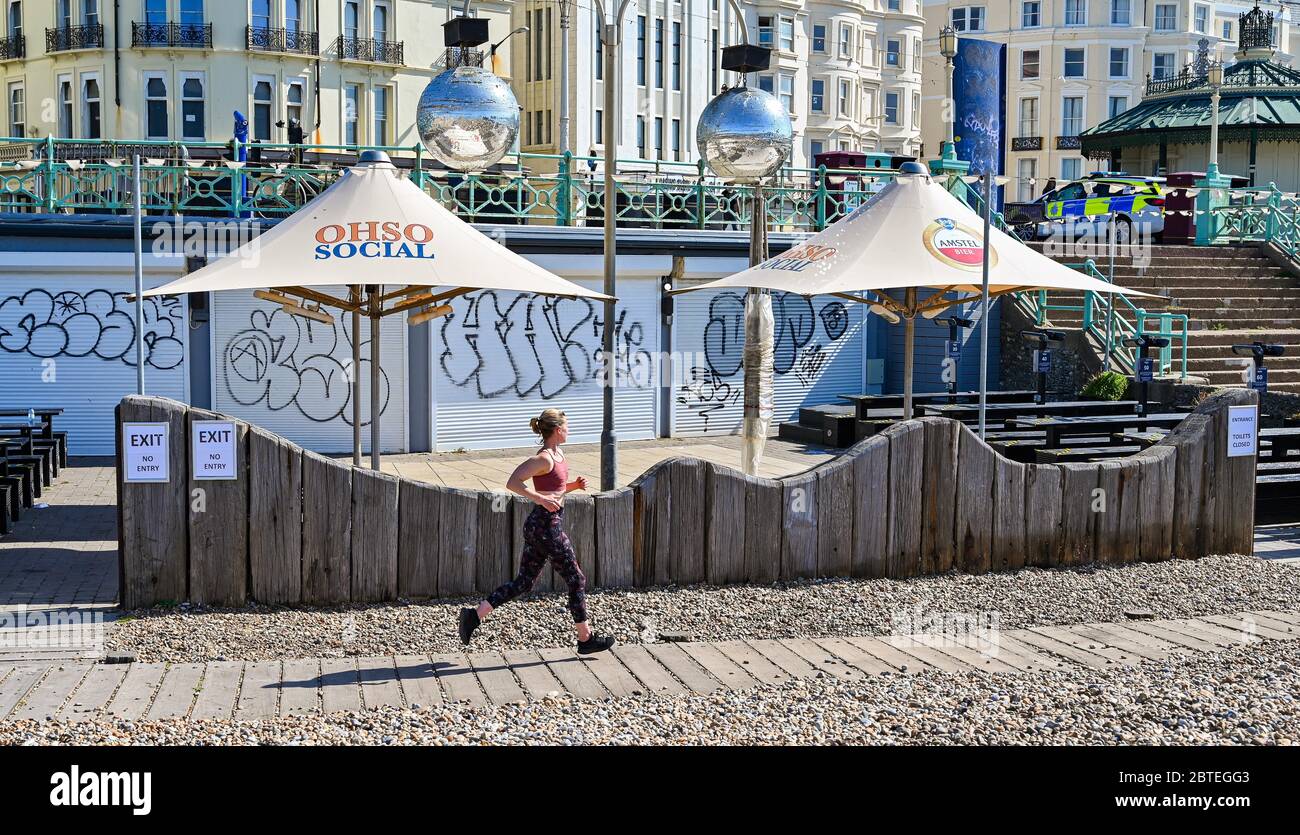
[922,217,996,271]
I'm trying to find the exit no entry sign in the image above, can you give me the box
[122,422,170,483]
[192,421,238,480]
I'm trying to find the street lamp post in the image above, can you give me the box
[486,25,529,73]
[1207,59,1224,179]
[695,5,792,475]
[939,25,958,161]
[594,0,635,491]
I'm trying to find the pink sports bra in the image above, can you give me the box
[532,449,568,494]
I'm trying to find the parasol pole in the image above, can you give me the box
[903,288,916,420]
[742,180,772,474]
[369,285,381,471]
[978,172,992,440]
[133,154,145,395]
[352,285,362,467]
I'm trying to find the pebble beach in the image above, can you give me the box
[106,553,1300,663]
[6,637,1298,746]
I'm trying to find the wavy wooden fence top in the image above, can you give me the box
[116,389,1258,608]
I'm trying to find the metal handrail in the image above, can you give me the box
[0,137,900,231]
[1042,259,1189,379]
[1208,183,1300,263]
[942,171,1190,381]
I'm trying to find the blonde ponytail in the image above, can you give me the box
[530,408,566,439]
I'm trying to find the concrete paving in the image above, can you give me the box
[372,434,838,491]
[1254,525,1300,565]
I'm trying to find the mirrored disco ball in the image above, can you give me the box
[697,86,793,183]
[416,66,519,172]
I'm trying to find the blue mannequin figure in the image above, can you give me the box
[233,111,249,218]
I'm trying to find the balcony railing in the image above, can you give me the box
[435,47,485,70]
[334,35,404,64]
[246,25,318,55]
[1056,135,1082,150]
[46,23,104,52]
[0,34,23,60]
[132,21,213,49]
[1011,136,1043,152]
[1146,67,1197,95]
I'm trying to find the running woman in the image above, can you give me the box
[458,409,616,654]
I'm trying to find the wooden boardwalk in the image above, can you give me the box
[0,610,1295,723]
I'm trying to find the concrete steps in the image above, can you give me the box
[1031,245,1300,385]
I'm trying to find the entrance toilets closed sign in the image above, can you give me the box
[1227,406,1258,457]
[122,423,170,482]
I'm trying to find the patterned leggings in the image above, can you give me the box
[486,505,588,623]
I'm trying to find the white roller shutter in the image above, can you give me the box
[0,254,189,456]
[672,273,865,436]
[211,286,407,453]
[433,256,665,451]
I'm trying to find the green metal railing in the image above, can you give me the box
[1030,259,1189,380]
[940,175,1189,380]
[0,136,898,231]
[938,171,1023,241]
[1206,183,1300,262]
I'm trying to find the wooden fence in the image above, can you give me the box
[116,389,1258,609]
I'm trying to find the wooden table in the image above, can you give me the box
[841,390,1039,417]
[919,400,1142,422]
[1005,413,1187,448]
[1262,427,1300,457]
[0,419,40,438]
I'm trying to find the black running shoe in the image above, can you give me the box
[577,633,616,655]
[458,607,480,645]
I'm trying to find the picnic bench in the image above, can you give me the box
[0,408,66,467]
[0,437,37,519]
[0,419,58,485]
[1032,445,1146,464]
[1003,413,1188,448]
[841,389,1039,419]
[918,400,1142,422]
[1260,427,1300,458]
[0,409,68,535]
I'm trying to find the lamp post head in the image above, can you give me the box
[1208,59,1224,89]
[939,26,957,60]
[696,85,793,183]
[416,66,520,172]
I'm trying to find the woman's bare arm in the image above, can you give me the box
[507,454,562,510]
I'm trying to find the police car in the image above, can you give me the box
[1005,173,1166,243]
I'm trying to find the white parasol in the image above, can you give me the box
[674,164,1158,420]
[142,151,610,468]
